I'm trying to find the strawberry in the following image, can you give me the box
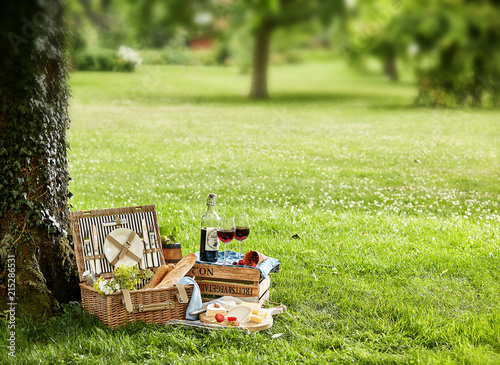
[215,313,225,323]
[238,259,245,265]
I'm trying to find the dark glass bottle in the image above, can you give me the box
[199,193,220,262]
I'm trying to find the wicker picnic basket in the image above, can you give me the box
[71,205,193,328]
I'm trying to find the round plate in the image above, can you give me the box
[199,312,273,332]
[104,228,143,266]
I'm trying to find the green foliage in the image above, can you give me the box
[66,0,134,52]
[235,0,346,31]
[112,265,153,291]
[158,31,220,66]
[228,25,253,73]
[346,0,500,106]
[93,265,153,294]
[163,33,193,65]
[405,1,500,106]
[74,47,142,72]
[160,226,181,246]
[75,48,116,71]
[127,0,216,49]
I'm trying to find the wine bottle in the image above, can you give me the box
[199,193,220,262]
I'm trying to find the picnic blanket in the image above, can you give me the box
[195,250,280,279]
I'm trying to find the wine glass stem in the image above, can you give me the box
[238,240,241,259]
[224,243,227,265]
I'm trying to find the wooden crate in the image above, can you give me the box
[186,263,271,304]
[70,205,193,328]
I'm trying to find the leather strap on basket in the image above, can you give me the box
[122,289,175,314]
[175,283,189,304]
[122,289,134,313]
[107,231,141,265]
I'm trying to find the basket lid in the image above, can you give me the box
[70,205,165,281]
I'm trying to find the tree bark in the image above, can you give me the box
[0,0,79,319]
[384,46,399,82]
[249,22,274,99]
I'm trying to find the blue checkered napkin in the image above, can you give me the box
[195,250,280,279]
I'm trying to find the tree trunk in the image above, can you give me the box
[249,23,273,99]
[0,0,79,319]
[384,46,399,82]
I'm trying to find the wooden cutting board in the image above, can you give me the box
[199,313,273,332]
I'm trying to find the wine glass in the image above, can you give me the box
[217,217,235,265]
[235,214,250,259]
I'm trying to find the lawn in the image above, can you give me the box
[4,61,500,364]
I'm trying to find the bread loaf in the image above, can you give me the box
[155,253,197,289]
[143,264,175,289]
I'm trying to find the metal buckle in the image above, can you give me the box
[175,294,187,304]
[164,301,175,309]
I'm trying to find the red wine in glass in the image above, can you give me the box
[217,230,235,243]
[235,215,250,259]
[217,217,235,265]
[235,227,250,241]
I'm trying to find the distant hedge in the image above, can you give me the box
[74,47,141,72]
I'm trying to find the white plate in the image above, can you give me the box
[104,228,143,266]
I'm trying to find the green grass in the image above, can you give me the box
[3,62,500,364]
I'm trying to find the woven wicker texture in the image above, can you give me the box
[80,284,193,328]
[72,205,193,328]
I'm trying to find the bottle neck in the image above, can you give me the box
[206,204,216,213]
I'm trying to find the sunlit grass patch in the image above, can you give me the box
[6,62,499,364]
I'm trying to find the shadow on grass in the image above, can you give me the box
[133,91,418,109]
[142,92,500,112]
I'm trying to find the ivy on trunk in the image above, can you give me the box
[0,0,79,319]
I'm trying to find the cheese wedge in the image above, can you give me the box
[249,308,269,317]
[206,303,227,317]
[258,309,269,318]
[249,314,264,324]
[207,308,226,317]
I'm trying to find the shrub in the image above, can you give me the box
[75,48,116,71]
[74,47,142,72]
[164,47,194,65]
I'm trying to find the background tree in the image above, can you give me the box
[345,0,500,106]
[340,0,409,81]
[0,0,79,318]
[125,0,345,98]
[236,0,345,98]
[404,0,500,106]
[128,0,215,49]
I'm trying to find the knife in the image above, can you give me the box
[92,224,101,275]
[139,230,146,270]
[82,231,94,273]
[102,217,128,227]
[142,219,152,267]
[148,224,158,265]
